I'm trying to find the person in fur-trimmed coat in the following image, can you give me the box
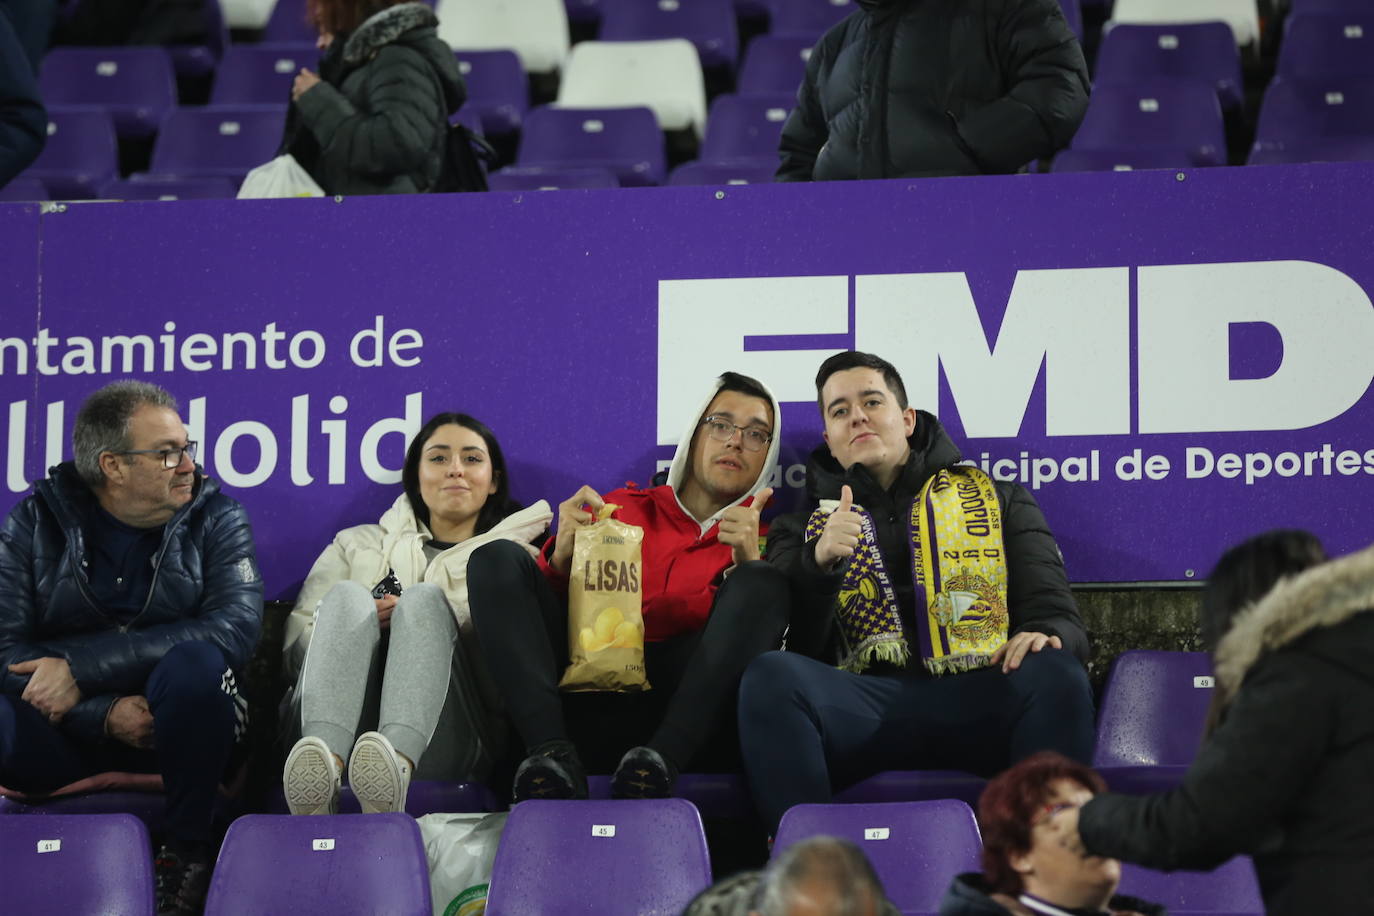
[1061,533,1374,915]
[282,0,464,195]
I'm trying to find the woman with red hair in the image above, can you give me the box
[939,752,1162,916]
[279,0,464,194]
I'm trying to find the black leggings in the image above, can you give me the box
[467,540,789,772]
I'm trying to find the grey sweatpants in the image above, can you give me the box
[287,580,489,780]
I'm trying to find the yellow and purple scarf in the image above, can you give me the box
[805,466,1010,675]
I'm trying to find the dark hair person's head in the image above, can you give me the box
[1201,529,1327,652]
[402,413,520,537]
[306,0,396,37]
[814,351,909,413]
[979,752,1108,895]
[715,370,773,407]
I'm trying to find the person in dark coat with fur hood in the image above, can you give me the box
[777,0,1089,181]
[283,0,464,195]
[740,351,1093,835]
[1058,530,1374,915]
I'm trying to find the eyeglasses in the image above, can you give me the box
[700,416,772,452]
[116,441,198,469]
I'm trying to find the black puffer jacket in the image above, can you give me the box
[286,2,464,195]
[1078,544,1374,915]
[777,0,1089,180]
[0,0,50,187]
[768,411,1087,665]
[0,463,263,742]
[939,873,1166,915]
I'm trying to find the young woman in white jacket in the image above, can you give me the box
[281,412,551,815]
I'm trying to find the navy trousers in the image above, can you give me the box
[738,647,1096,833]
[0,641,239,844]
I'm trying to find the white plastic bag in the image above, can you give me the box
[416,811,509,916]
[236,154,325,199]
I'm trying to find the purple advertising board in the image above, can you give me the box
[2,163,1373,598]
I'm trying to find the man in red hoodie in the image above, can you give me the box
[467,372,787,800]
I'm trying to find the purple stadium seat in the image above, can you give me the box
[168,0,228,81]
[565,0,603,28]
[1289,0,1371,11]
[668,160,778,185]
[738,34,814,94]
[1071,83,1227,166]
[768,0,857,38]
[700,92,793,163]
[1059,0,1084,42]
[1092,650,1214,795]
[39,47,176,139]
[517,105,666,186]
[204,813,431,916]
[1096,22,1244,109]
[1252,76,1374,148]
[585,772,754,819]
[265,780,499,816]
[0,813,155,915]
[485,799,712,916]
[1051,147,1196,171]
[451,105,487,137]
[599,0,739,72]
[1277,12,1374,82]
[211,43,318,105]
[149,105,287,183]
[489,166,621,189]
[832,770,988,810]
[453,49,529,135]
[1117,857,1264,915]
[773,800,983,916]
[22,107,118,199]
[264,0,318,44]
[0,176,48,201]
[1247,135,1374,164]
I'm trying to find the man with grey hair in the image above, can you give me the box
[0,379,263,916]
[682,836,898,916]
[755,836,897,916]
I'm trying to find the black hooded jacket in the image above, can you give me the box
[767,411,1086,666]
[1078,545,1374,915]
[777,0,1089,180]
[284,2,465,195]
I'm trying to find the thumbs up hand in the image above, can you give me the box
[815,485,863,571]
[718,487,774,566]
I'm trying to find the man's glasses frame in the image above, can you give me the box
[699,416,772,452]
[114,442,198,469]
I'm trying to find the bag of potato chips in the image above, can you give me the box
[558,504,650,693]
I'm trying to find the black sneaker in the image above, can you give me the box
[512,739,589,802]
[611,746,677,799]
[155,842,212,916]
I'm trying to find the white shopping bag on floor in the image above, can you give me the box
[417,811,509,916]
[237,154,325,198]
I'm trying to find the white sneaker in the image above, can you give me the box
[283,736,341,815]
[349,731,412,815]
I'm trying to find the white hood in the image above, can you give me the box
[665,375,782,529]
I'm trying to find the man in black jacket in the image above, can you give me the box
[777,0,1089,181]
[0,380,263,916]
[740,351,1092,833]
